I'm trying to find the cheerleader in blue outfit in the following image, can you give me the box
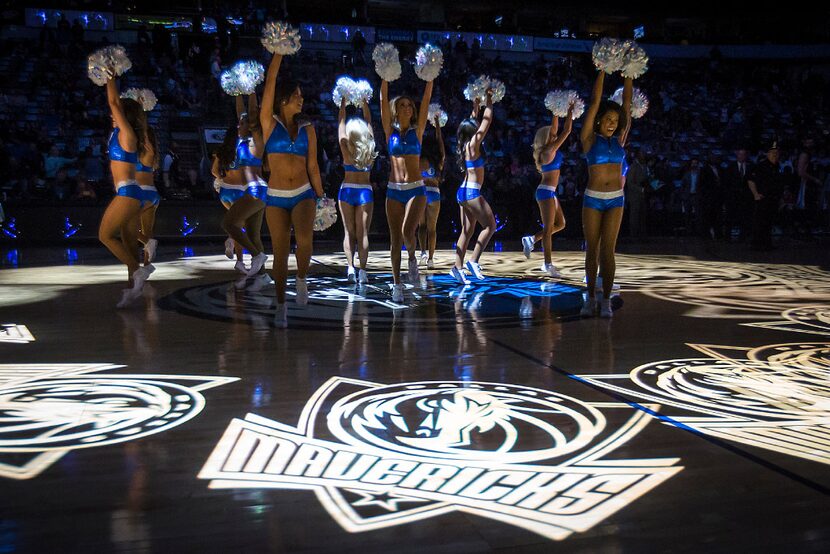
[337,97,377,284]
[451,91,496,284]
[522,102,574,277]
[417,113,446,270]
[579,70,633,318]
[260,51,325,327]
[134,124,160,268]
[99,76,154,307]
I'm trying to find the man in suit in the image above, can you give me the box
[698,154,723,239]
[748,141,785,250]
[722,148,752,240]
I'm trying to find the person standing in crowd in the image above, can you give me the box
[795,137,822,238]
[699,154,722,239]
[747,141,785,250]
[625,149,649,238]
[722,147,752,240]
[162,142,179,191]
[680,158,702,235]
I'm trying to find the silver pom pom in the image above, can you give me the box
[427,103,448,127]
[331,76,352,107]
[120,88,158,111]
[372,43,401,82]
[354,79,374,106]
[610,87,650,119]
[261,21,301,55]
[620,40,649,80]
[544,89,585,119]
[331,77,374,107]
[87,45,133,86]
[314,197,338,231]
[220,60,265,96]
[414,44,443,82]
[592,38,626,74]
[463,75,505,103]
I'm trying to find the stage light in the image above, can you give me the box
[64,249,78,265]
[1,218,20,239]
[495,16,503,27]
[180,247,195,258]
[634,26,645,39]
[179,216,199,237]
[61,217,82,239]
[494,214,507,232]
[3,250,19,268]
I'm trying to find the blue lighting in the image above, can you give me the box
[64,248,79,265]
[493,241,504,252]
[181,246,195,258]
[1,218,20,239]
[61,217,82,238]
[201,17,218,34]
[4,249,19,268]
[180,216,199,237]
[494,214,507,233]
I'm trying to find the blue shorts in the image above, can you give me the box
[266,184,317,210]
[425,186,441,204]
[387,181,426,204]
[456,183,482,204]
[116,181,158,208]
[338,184,373,206]
[140,185,160,207]
[583,189,625,212]
[219,185,246,205]
[535,185,558,202]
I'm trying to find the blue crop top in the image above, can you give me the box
[540,151,564,173]
[265,119,309,157]
[235,137,262,168]
[136,160,153,173]
[586,135,625,166]
[388,127,421,156]
[421,163,436,179]
[108,128,138,165]
[465,156,485,169]
[344,164,370,173]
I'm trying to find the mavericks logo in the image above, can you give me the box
[200,378,682,540]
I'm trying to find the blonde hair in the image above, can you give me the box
[345,118,378,170]
[390,95,418,129]
[532,126,551,173]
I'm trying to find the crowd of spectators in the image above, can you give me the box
[1,23,829,242]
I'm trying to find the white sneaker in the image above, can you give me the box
[522,236,534,259]
[408,257,419,282]
[347,266,356,283]
[600,298,613,319]
[358,269,368,284]
[391,283,404,303]
[144,238,158,263]
[426,259,434,270]
[580,297,597,317]
[466,260,484,280]
[449,266,470,285]
[234,260,248,274]
[295,277,309,305]
[541,263,561,278]
[131,264,155,294]
[273,302,287,328]
[224,237,235,259]
[248,273,273,292]
[420,251,428,265]
[247,252,267,276]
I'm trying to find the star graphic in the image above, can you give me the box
[348,489,427,512]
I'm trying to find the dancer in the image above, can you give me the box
[337,96,377,284]
[261,50,324,327]
[379,66,434,302]
[451,91,496,284]
[214,94,269,285]
[135,124,159,266]
[522,103,574,277]
[579,70,633,318]
[417,113,446,270]
[212,126,247,272]
[98,76,154,308]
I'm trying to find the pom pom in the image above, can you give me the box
[261,21,301,55]
[610,87,650,119]
[120,88,157,111]
[314,197,338,231]
[463,75,505,103]
[331,76,353,107]
[331,76,374,108]
[427,103,448,127]
[353,79,374,106]
[592,38,626,74]
[372,43,401,82]
[220,60,265,96]
[87,45,132,86]
[414,44,443,82]
[544,89,585,120]
[620,40,649,79]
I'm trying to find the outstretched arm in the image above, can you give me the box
[106,78,136,149]
[619,77,633,146]
[471,91,494,149]
[248,93,263,154]
[260,53,283,142]
[580,70,604,151]
[361,99,372,125]
[338,97,350,161]
[235,95,245,120]
[416,80,434,141]
[546,113,560,145]
[549,105,574,152]
[379,80,392,138]
[435,116,445,172]
[305,126,324,198]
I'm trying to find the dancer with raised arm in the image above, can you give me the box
[418,105,447,270]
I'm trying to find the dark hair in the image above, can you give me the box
[146,126,160,170]
[594,100,627,136]
[121,98,148,158]
[274,75,302,124]
[216,124,238,177]
[421,134,442,173]
[455,118,478,173]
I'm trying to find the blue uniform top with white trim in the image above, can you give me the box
[388,127,421,156]
[465,156,485,169]
[344,163,370,173]
[540,151,564,173]
[235,137,262,167]
[265,119,309,157]
[108,128,138,165]
[586,135,625,166]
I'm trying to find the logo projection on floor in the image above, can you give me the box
[200,378,682,540]
[0,324,35,344]
[0,363,237,479]
[580,342,830,465]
